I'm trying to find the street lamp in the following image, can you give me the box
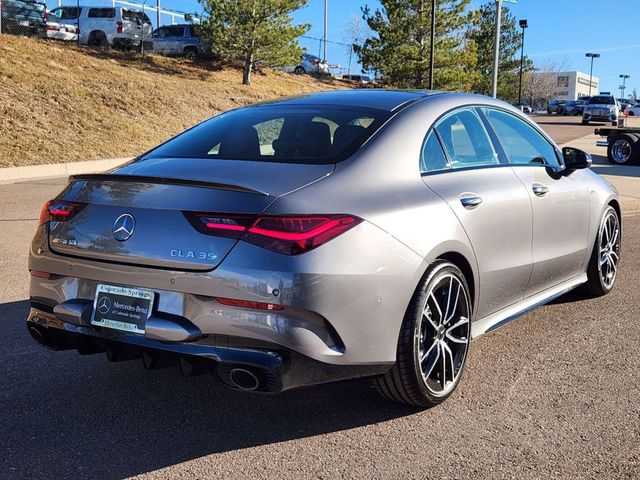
[585,52,600,96]
[517,19,528,105]
[619,74,630,100]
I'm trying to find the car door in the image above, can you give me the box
[169,26,186,55]
[152,26,169,53]
[481,107,590,297]
[421,107,533,319]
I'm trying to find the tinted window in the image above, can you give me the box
[420,131,449,173]
[434,108,499,169]
[153,27,168,37]
[60,7,80,19]
[588,96,615,105]
[88,8,115,18]
[143,105,390,164]
[166,25,185,37]
[484,108,559,167]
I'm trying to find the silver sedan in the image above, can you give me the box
[27,90,621,407]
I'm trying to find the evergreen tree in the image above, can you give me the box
[197,0,309,85]
[354,0,476,90]
[466,1,533,101]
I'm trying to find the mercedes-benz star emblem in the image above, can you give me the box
[97,296,111,315]
[113,213,135,241]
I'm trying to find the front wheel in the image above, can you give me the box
[608,133,639,165]
[584,206,621,297]
[373,261,472,407]
[294,66,305,75]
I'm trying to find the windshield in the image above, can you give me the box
[589,96,615,105]
[142,105,391,164]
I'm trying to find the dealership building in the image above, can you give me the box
[544,71,600,100]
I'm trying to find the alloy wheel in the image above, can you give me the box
[598,209,621,289]
[418,273,470,397]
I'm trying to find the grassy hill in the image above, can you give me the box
[0,35,343,168]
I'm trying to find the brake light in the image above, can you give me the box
[29,270,51,279]
[44,11,48,21]
[184,213,362,255]
[311,59,319,65]
[117,20,123,33]
[215,297,284,311]
[39,200,86,225]
[45,24,60,31]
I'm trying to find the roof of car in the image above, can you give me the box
[256,89,441,112]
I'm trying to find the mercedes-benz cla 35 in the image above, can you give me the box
[27,91,621,406]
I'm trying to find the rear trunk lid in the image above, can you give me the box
[48,158,333,270]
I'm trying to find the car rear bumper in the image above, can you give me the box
[26,306,390,392]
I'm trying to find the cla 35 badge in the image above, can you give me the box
[112,213,135,241]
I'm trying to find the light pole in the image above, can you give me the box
[429,0,436,90]
[585,52,600,96]
[619,74,630,100]
[517,19,527,105]
[491,0,503,98]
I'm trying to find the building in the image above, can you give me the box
[546,71,600,100]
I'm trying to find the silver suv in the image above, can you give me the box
[49,5,153,50]
[582,95,619,126]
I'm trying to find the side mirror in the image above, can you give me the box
[562,147,592,171]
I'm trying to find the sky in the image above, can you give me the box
[72,0,640,97]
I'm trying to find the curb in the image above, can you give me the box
[0,157,133,184]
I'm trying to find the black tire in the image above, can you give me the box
[612,121,618,126]
[582,119,589,125]
[373,261,472,407]
[184,47,198,60]
[584,206,621,297]
[607,133,639,165]
[294,66,305,75]
[88,31,108,47]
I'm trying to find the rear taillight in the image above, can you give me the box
[44,11,48,21]
[117,20,123,33]
[45,24,60,31]
[215,297,284,311]
[184,213,362,255]
[39,200,86,225]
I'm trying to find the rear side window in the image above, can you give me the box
[60,7,80,19]
[420,131,449,173]
[88,8,115,18]
[143,105,390,164]
[483,109,559,167]
[434,108,499,169]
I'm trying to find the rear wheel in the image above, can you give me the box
[608,133,639,165]
[88,31,108,47]
[294,66,305,75]
[584,206,621,297]
[184,47,198,60]
[373,261,471,407]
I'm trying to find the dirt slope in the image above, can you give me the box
[0,34,343,167]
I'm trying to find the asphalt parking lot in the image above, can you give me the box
[1,121,638,479]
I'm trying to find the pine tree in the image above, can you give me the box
[466,1,533,100]
[197,0,310,85]
[354,0,475,90]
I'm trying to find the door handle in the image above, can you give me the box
[532,184,550,197]
[460,195,483,209]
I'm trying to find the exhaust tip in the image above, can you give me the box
[28,325,47,347]
[228,368,260,391]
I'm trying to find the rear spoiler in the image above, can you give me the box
[68,174,268,196]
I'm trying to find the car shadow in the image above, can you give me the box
[0,299,418,479]
[589,152,640,178]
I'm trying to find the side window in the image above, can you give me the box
[153,27,167,38]
[435,108,499,169]
[483,108,560,167]
[168,26,186,37]
[420,131,449,173]
[88,8,115,18]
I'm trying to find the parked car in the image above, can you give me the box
[624,104,640,117]
[294,53,330,75]
[559,100,585,116]
[546,99,567,114]
[27,90,621,408]
[48,5,153,50]
[42,10,78,42]
[342,74,372,85]
[0,0,47,36]
[582,95,619,126]
[512,102,532,114]
[152,24,210,60]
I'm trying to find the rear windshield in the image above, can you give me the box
[589,96,615,105]
[142,105,391,164]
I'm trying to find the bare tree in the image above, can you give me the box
[524,56,571,108]
[342,13,371,77]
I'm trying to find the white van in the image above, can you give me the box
[49,5,153,49]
